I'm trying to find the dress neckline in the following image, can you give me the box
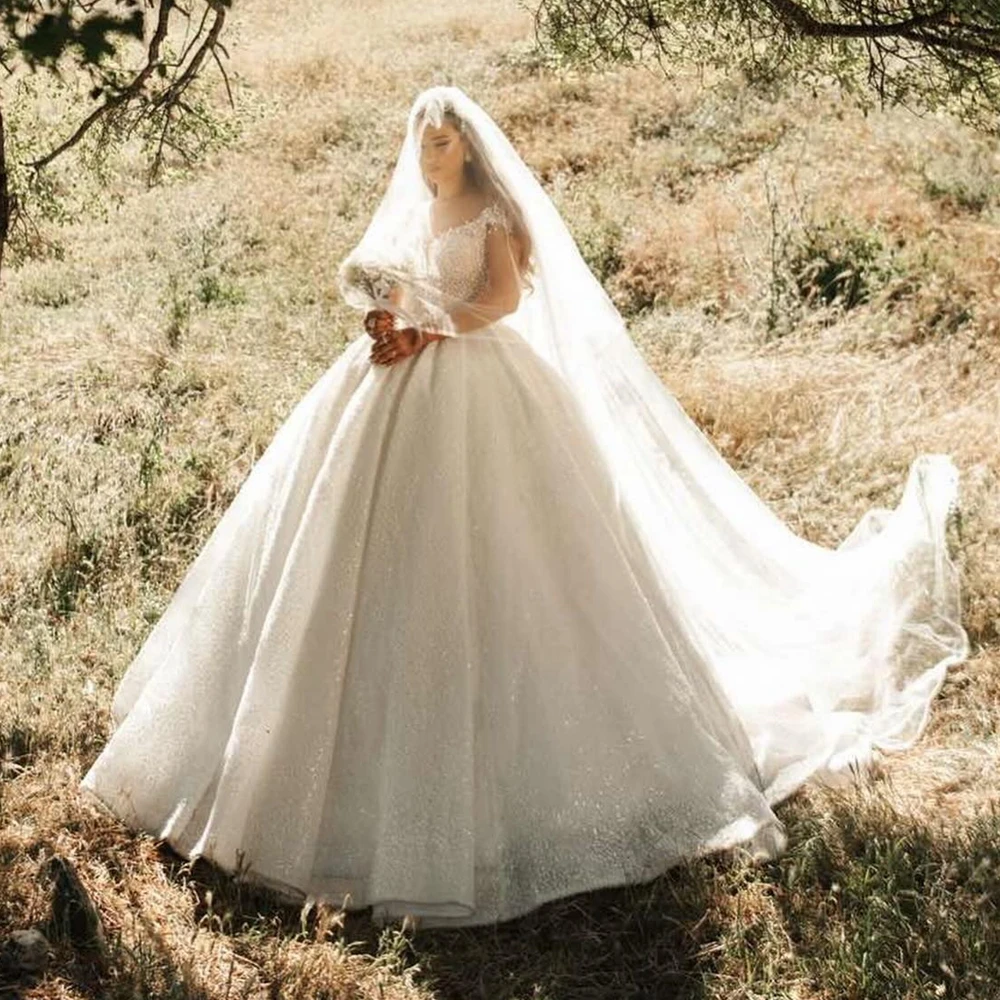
[427,201,494,244]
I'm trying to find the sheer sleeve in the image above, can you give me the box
[479,205,521,316]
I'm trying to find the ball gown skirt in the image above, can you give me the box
[80,319,969,929]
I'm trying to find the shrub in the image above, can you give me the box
[788,220,892,311]
[576,217,625,286]
[765,201,898,337]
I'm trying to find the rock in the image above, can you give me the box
[47,855,109,960]
[0,928,51,977]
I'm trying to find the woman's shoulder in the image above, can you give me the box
[427,195,510,240]
[480,199,511,232]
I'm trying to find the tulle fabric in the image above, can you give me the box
[583,326,969,806]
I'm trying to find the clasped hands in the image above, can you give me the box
[365,308,425,366]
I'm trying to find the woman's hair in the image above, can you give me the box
[414,103,535,293]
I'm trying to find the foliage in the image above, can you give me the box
[0,0,235,274]
[789,220,893,310]
[576,216,625,285]
[1,0,144,71]
[763,179,899,337]
[530,0,1000,135]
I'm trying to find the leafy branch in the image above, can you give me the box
[0,0,235,275]
[530,0,1000,133]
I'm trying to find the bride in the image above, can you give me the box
[81,85,970,930]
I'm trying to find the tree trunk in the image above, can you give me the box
[0,101,9,279]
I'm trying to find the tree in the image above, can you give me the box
[530,0,1000,132]
[0,0,233,275]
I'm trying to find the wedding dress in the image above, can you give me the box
[81,86,969,930]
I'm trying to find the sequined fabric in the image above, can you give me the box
[425,201,508,304]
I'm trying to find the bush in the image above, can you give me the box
[789,220,892,310]
[766,203,898,336]
[576,217,625,286]
[921,143,998,215]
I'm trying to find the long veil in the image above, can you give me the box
[337,85,969,806]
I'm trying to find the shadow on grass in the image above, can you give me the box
[146,779,1000,1000]
[771,785,1000,1000]
[157,842,726,1000]
[411,864,727,1000]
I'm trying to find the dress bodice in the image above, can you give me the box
[423,201,510,306]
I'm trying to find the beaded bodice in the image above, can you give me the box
[423,201,509,305]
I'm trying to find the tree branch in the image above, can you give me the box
[917,29,1000,61]
[0,102,9,275]
[762,1,955,40]
[26,0,228,174]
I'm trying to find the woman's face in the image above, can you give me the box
[419,120,467,189]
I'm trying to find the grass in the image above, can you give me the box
[1,0,999,996]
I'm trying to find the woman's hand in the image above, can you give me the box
[364,308,395,340]
[370,326,424,366]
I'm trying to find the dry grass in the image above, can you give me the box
[1,0,999,995]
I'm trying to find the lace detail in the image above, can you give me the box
[425,202,509,307]
[428,202,507,244]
